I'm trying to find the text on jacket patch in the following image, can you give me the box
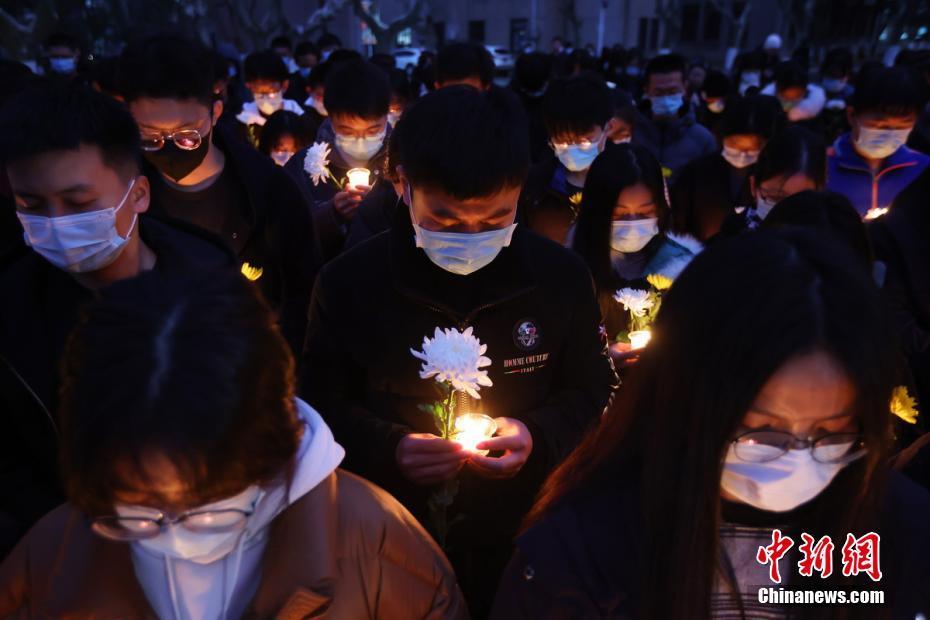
[503,352,550,375]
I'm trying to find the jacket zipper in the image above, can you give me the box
[1,356,58,436]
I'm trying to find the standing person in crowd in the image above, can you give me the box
[510,52,553,163]
[256,110,316,167]
[284,40,320,103]
[435,42,495,91]
[673,94,785,241]
[694,69,732,136]
[492,229,930,618]
[117,35,318,354]
[761,61,826,131]
[301,85,617,617]
[894,49,930,156]
[722,125,825,233]
[0,270,467,619]
[0,82,235,557]
[633,53,717,183]
[270,34,299,73]
[302,59,331,122]
[826,65,929,219]
[572,144,698,358]
[387,68,412,127]
[235,50,306,147]
[40,32,81,80]
[819,47,855,143]
[317,32,342,63]
[284,59,390,262]
[519,73,618,245]
[761,33,784,83]
[733,50,766,95]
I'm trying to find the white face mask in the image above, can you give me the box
[706,99,726,114]
[117,485,262,565]
[854,125,911,160]
[755,194,777,220]
[335,129,386,163]
[17,179,138,273]
[254,91,284,115]
[612,136,632,145]
[271,150,294,166]
[387,110,402,127]
[740,71,761,94]
[721,443,856,512]
[610,217,659,253]
[722,145,760,169]
[407,185,517,276]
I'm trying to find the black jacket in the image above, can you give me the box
[517,154,583,245]
[300,208,618,613]
[343,179,400,252]
[284,119,390,263]
[145,123,318,354]
[0,216,235,558]
[671,152,754,242]
[491,471,930,619]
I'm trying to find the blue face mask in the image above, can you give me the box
[298,66,312,78]
[406,185,517,275]
[49,57,76,74]
[335,129,385,163]
[555,144,600,172]
[854,126,911,160]
[650,93,684,118]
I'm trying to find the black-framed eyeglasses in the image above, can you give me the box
[91,506,253,541]
[731,429,866,464]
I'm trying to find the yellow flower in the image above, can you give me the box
[569,192,583,206]
[240,262,263,282]
[661,166,673,179]
[646,273,673,291]
[891,385,919,424]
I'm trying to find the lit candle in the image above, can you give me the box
[864,207,888,221]
[629,329,652,350]
[346,167,371,190]
[453,413,497,455]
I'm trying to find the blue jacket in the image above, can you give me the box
[826,133,930,217]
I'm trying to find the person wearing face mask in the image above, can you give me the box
[0,270,467,619]
[695,69,731,136]
[301,86,618,617]
[760,61,826,134]
[41,32,81,79]
[572,144,699,364]
[284,40,320,103]
[518,73,621,246]
[0,83,236,558]
[721,125,826,235]
[632,53,716,184]
[818,47,855,142]
[118,35,319,356]
[826,65,929,218]
[235,51,306,148]
[673,94,785,242]
[285,59,391,262]
[257,110,315,168]
[492,229,930,619]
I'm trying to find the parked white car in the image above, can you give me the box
[485,45,515,70]
[393,47,425,71]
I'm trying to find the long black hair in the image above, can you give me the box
[754,124,826,189]
[572,143,670,290]
[530,229,902,619]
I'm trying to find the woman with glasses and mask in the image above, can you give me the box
[572,144,699,363]
[492,229,930,619]
[0,271,466,619]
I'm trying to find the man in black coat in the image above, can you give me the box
[0,82,236,557]
[119,35,318,354]
[300,85,618,617]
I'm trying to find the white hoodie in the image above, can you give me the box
[235,98,305,126]
[127,399,345,620]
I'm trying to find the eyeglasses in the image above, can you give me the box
[91,507,253,541]
[731,429,866,464]
[140,119,210,152]
[550,130,605,152]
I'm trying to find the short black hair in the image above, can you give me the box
[244,50,289,83]
[44,32,79,51]
[644,53,686,84]
[701,69,731,98]
[118,35,215,107]
[394,85,530,199]
[773,60,808,91]
[295,41,319,58]
[851,65,925,118]
[513,52,551,93]
[721,94,786,140]
[317,32,342,49]
[542,72,611,140]
[754,125,826,188]
[0,81,141,177]
[323,59,391,120]
[436,42,495,87]
[257,110,315,156]
[270,35,292,51]
[325,49,364,67]
[821,47,854,78]
[59,269,303,516]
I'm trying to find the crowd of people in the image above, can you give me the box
[0,26,929,619]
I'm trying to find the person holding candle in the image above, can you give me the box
[0,270,467,618]
[284,58,391,263]
[301,85,618,616]
[571,144,699,361]
[492,229,930,619]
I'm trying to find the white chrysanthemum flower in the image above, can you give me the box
[410,326,493,399]
[303,141,333,186]
[614,287,655,317]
